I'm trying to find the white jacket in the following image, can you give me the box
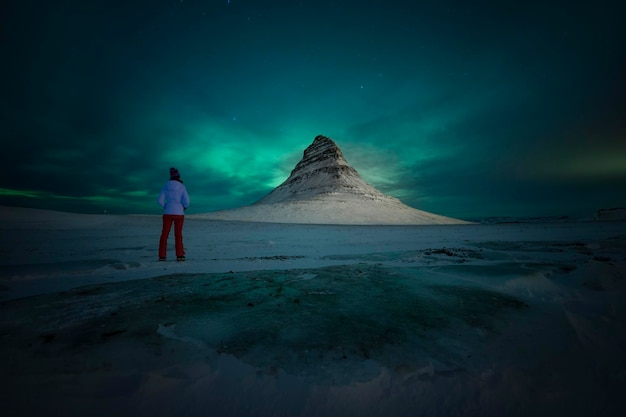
[158,180,190,215]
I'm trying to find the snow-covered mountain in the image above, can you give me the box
[197,135,470,225]
[256,134,390,205]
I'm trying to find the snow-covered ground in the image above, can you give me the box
[1,206,625,416]
[196,193,470,225]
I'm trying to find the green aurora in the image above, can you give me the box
[2,0,625,219]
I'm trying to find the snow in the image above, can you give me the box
[1,206,626,417]
[195,194,470,225]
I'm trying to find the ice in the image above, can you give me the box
[0,206,625,416]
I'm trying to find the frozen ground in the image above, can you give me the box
[1,206,625,416]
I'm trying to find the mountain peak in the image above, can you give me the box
[302,135,344,162]
[289,135,349,177]
[256,135,386,205]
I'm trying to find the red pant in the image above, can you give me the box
[159,214,185,258]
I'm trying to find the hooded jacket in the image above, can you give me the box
[158,180,190,215]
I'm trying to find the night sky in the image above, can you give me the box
[2,0,625,220]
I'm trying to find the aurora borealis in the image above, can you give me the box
[2,0,625,219]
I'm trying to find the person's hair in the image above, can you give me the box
[169,167,182,182]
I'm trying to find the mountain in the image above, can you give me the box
[256,134,393,205]
[197,135,470,225]
[595,207,626,221]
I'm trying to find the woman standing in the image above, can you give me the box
[157,167,190,261]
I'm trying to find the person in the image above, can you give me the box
[157,167,190,261]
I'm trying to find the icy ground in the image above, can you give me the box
[0,207,625,416]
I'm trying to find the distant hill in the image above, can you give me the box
[595,208,626,221]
